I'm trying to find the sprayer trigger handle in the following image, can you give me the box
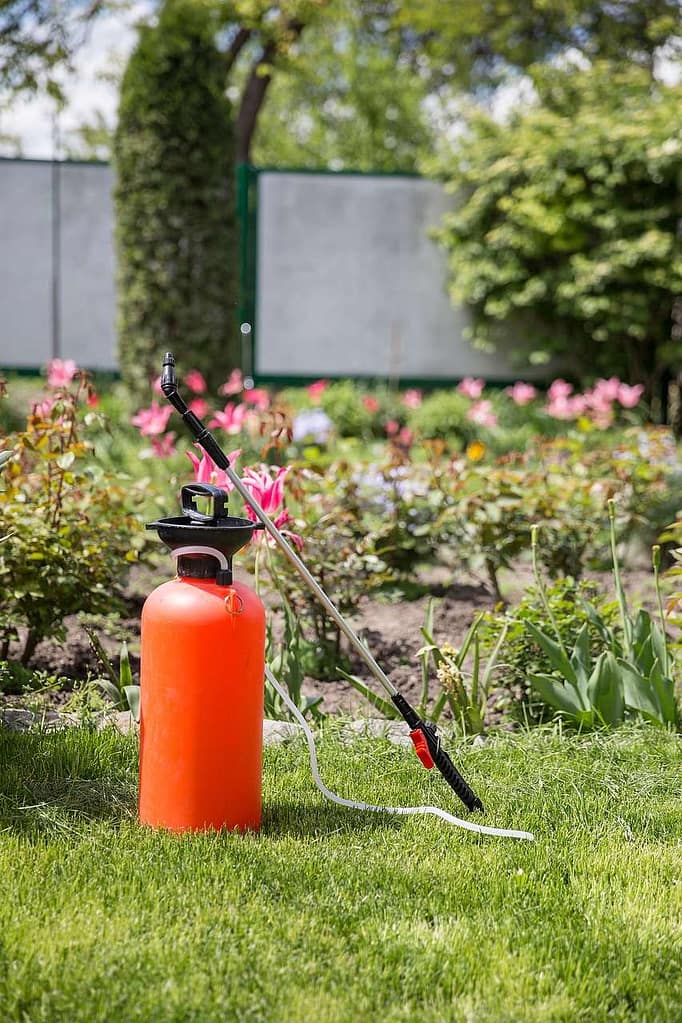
[409,729,435,769]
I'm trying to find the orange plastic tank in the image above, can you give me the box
[139,484,266,832]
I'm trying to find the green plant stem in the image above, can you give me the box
[652,545,670,677]
[531,525,568,657]
[608,500,632,659]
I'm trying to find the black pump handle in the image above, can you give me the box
[181,483,229,524]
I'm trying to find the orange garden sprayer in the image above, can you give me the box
[139,352,533,841]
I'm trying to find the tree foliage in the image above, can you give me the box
[114,0,238,397]
[250,0,431,171]
[0,0,116,99]
[434,66,682,399]
[395,0,681,90]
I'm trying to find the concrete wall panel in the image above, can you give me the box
[0,161,52,368]
[256,172,518,380]
[60,163,117,369]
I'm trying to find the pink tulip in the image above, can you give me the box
[243,388,270,411]
[241,466,289,517]
[545,395,586,420]
[593,377,621,402]
[47,358,78,388]
[131,400,173,436]
[547,379,573,402]
[616,383,645,408]
[307,379,329,404]
[209,402,250,435]
[466,400,498,428]
[506,382,537,406]
[188,398,209,419]
[219,369,244,396]
[240,465,303,550]
[151,432,176,458]
[402,389,422,410]
[362,396,380,414]
[582,388,612,414]
[186,446,241,488]
[385,419,400,436]
[457,377,485,400]
[184,369,207,395]
[398,427,414,446]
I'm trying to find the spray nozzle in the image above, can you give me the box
[161,352,177,398]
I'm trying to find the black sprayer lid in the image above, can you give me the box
[147,483,263,584]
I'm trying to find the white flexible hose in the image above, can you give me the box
[265,667,534,842]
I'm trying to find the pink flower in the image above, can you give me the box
[184,369,207,395]
[547,379,573,402]
[398,427,414,446]
[186,446,241,488]
[47,358,78,388]
[151,432,176,458]
[616,383,645,409]
[219,369,243,396]
[86,391,99,408]
[457,377,484,400]
[131,400,172,436]
[32,397,56,418]
[188,398,209,419]
[241,466,289,517]
[506,382,537,406]
[151,375,163,395]
[545,395,586,420]
[582,388,612,414]
[402,389,422,410]
[385,419,400,436]
[593,377,621,402]
[466,400,498,428]
[240,465,303,550]
[243,388,270,411]
[363,396,380,414]
[209,402,249,435]
[307,379,329,404]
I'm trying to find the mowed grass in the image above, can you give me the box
[1,724,680,1023]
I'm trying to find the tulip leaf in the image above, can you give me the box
[585,651,624,726]
[525,621,577,685]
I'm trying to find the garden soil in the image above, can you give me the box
[3,558,658,720]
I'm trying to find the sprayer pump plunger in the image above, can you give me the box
[157,352,487,817]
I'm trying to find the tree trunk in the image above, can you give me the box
[235,19,304,163]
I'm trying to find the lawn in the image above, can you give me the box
[1,725,680,1022]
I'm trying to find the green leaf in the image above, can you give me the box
[94,678,125,710]
[618,659,663,723]
[648,661,678,727]
[337,669,401,720]
[119,641,133,690]
[525,621,577,684]
[123,684,141,723]
[585,652,625,726]
[530,673,591,723]
[570,622,592,685]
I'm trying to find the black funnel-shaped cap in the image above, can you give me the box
[146,484,263,577]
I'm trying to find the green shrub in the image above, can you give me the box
[408,390,474,444]
[434,64,682,405]
[114,0,238,398]
[0,383,145,665]
[320,381,374,437]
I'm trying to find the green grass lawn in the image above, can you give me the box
[1,724,680,1022]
